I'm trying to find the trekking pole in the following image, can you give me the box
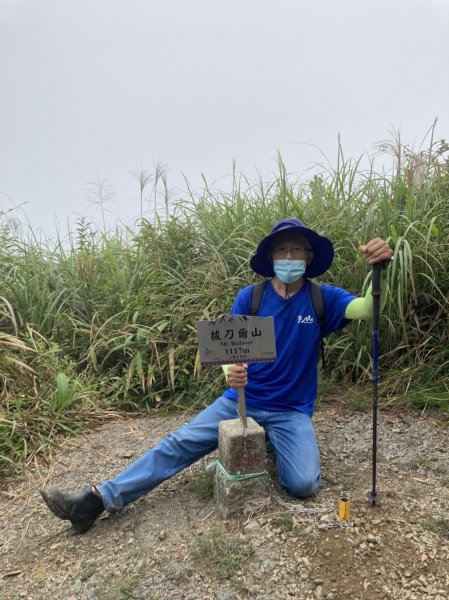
[368,262,382,506]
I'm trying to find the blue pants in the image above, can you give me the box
[97,395,320,512]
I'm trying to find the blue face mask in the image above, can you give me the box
[273,259,306,284]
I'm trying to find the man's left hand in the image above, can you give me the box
[359,238,393,265]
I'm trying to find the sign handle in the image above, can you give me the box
[237,387,248,428]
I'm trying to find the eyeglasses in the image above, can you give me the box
[271,244,312,259]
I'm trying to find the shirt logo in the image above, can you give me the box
[297,315,314,324]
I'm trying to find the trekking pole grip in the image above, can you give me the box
[371,262,382,332]
[371,262,382,380]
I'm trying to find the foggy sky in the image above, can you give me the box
[1,0,448,236]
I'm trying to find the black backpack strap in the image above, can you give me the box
[309,280,326,367]
[309,280,325,328]
[249,281,266,316]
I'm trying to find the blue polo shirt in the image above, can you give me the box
[222,279,356,416]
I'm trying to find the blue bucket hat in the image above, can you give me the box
[250,218,334,278]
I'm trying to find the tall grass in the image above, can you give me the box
[1,135,448,478]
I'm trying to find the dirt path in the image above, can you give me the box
[1,403,448,600]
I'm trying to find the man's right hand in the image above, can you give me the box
[226,363,248,389]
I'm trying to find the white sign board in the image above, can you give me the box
[197,315,276,366]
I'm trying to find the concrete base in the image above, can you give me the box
[215,417,268,518]
[214,468,268,519]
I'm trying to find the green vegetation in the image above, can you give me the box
[189,469,215,500]
[190,530,251,579]
[1,132,448,478]
[96,574,141,600]
[423,517,449,539]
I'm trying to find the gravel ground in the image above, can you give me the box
[1,400,448,600]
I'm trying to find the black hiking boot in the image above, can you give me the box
[40,485,105,533]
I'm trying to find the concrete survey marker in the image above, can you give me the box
[197,314,277,427]
[219,418,266,475]
[215,417,268,519]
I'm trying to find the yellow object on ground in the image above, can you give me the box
[338,496,351,521]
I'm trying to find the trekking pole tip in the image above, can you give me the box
[367,490,379,506]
